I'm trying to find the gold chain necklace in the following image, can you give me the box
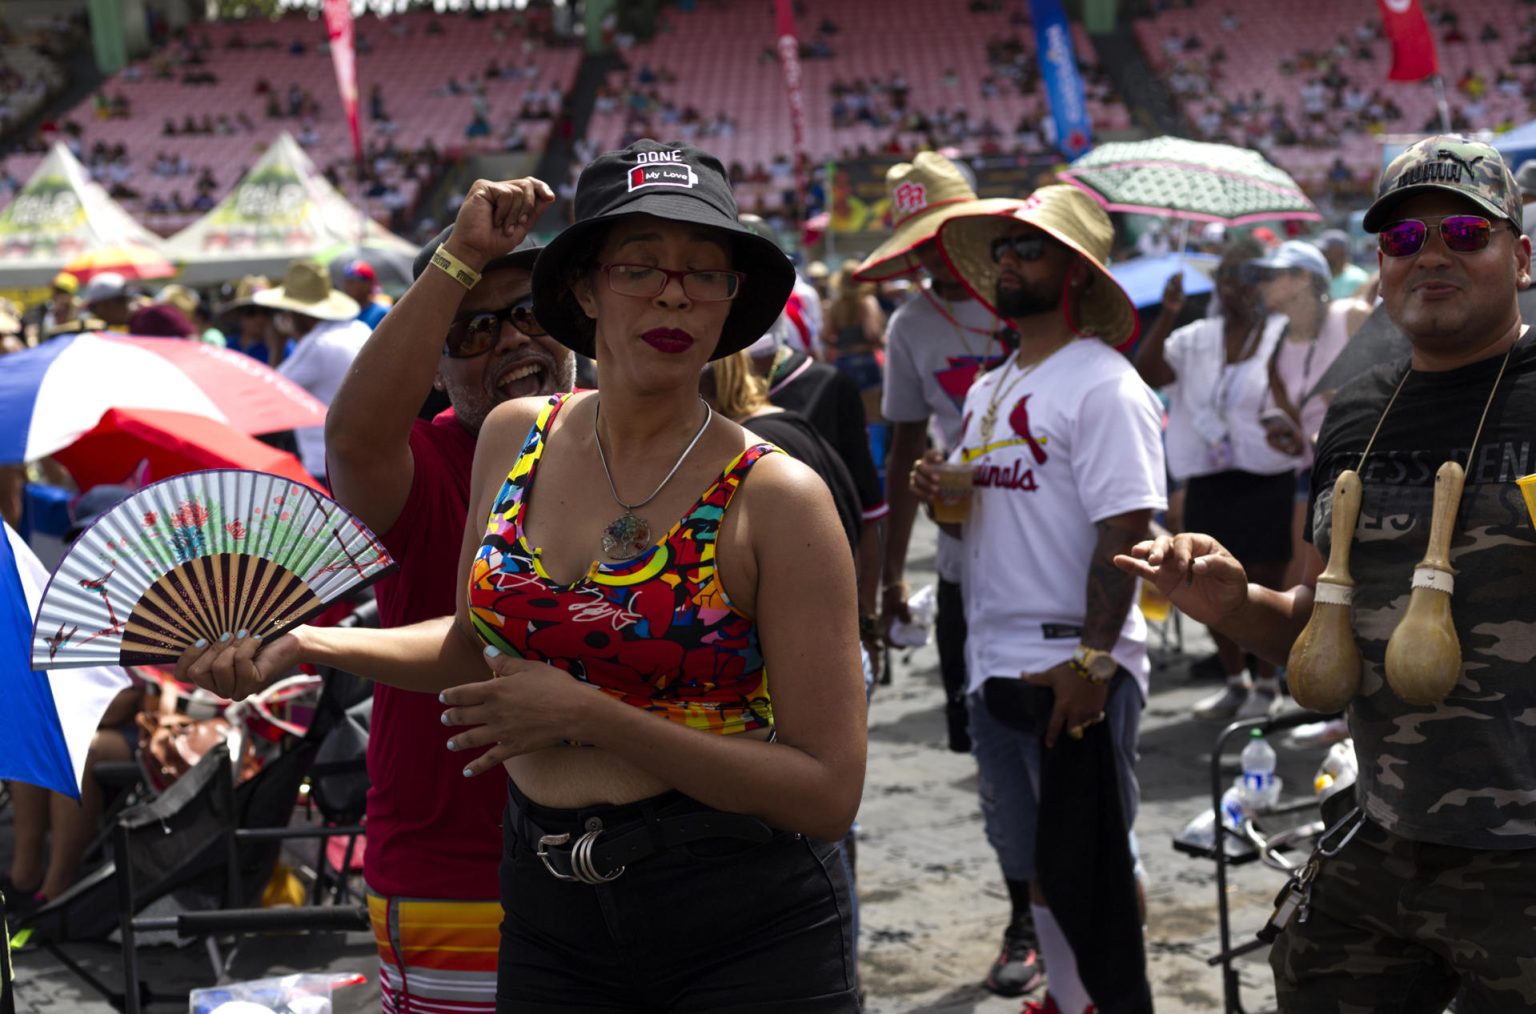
[978,342,1066,446]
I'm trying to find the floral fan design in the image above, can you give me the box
[31,469,395,669]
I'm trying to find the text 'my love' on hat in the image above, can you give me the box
[1245,239,1331,283]
[852,152,1021,283]
[936,184,1140,350]
[253,259,360,321]
[530,139,795,361]
[1362,134,1522,233]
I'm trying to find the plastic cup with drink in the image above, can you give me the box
[930,462,975,525]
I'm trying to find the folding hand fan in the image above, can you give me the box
[31,469,396,669]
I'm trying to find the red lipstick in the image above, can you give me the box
[642,328,695,353]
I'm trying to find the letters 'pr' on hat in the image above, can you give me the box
[852,152,1022,283]
[936,185,1140,350]
[1363,134,1522,233]
[530,139,795,360]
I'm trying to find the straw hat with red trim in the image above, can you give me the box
[852,152,1022,282]
[935,184,1140,350]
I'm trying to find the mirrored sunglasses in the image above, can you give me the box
[1378,215,1501,258]
[443,298,546,358]
[989,235,1049,264]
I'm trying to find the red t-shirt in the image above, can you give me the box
[364,408,506,899]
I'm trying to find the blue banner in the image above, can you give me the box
[1028,0,1094,159]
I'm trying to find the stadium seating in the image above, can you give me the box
[585,0,1131,208]
[1,11,581,235]
[1134,0,1531,191]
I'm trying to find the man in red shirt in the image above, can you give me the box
[326,177,568,1013]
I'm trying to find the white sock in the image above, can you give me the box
[1032,902,1092,1014]
[1226,667,1252,689]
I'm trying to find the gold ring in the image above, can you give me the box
[1068,724,1085,740]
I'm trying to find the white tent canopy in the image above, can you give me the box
[0,143,171,289]
[164,132,416,286]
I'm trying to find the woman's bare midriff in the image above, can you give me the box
[504,725,774,808]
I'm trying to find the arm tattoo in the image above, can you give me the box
[1083,515,1145,650]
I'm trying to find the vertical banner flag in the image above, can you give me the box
[1,522,131,798]
[775,0,809,217]
[1028,0,1094,159]
[323,0,363,167]
[1378,0,1439,81]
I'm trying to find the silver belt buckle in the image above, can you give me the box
[536,830,625,885]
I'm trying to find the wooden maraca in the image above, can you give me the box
[1287,470,1364,712]
[1383,460,1467,705]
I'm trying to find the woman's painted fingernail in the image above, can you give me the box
[440,711,451,726]
[219,632,232,642]
[484,645,501,658]
[236,629,249,639]
[194,638,208,648]
[462,767,474,778]
[438,692,448,704]
[446,738,458,751]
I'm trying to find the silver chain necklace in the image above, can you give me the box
[594,396,713,559]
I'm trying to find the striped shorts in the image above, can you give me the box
[367,891,500,1013]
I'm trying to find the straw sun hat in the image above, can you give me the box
[852,152,1023,282]
[252,259,360,321]
[936,184,1140,350]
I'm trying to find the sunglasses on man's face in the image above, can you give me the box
[990,234,1050,264]
[443,298,545,358]
[1377,214,1507,258]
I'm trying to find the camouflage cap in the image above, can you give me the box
[1363,135,1521,233]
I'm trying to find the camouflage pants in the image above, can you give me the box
[1270,816,1536,1013]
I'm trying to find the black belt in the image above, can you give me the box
[518,805,775,885]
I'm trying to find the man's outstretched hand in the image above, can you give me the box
[1114,532,1249,630]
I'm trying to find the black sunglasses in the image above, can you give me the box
[443,298,545,358]
[989,234,1050,264]
[1377,214,1510,258]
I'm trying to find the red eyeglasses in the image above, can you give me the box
[1377,215,1511,258]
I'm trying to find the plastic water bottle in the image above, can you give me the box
[1219,783,1247,832]
[1239,728,1280,811]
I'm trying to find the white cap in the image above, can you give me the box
[80,272,128,305]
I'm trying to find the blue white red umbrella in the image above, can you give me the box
[1,521,132,797]
[0,332,327,464]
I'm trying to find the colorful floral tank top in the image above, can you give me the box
[468,394,777,735]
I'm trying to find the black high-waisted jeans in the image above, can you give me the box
[495,779,860,1013]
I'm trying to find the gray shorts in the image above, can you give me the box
[966,670,1143,882]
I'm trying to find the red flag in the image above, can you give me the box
[322,0,363,166]
[1377,0,1439,82]
[774,0,808,217]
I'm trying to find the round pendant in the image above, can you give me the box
[601,512,652,559]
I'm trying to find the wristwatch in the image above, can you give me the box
[1070,646,1116,685]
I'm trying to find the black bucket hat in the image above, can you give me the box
[531,139,795,360]
[412,225,542,281]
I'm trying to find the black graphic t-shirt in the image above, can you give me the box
[1308,336,1536,849]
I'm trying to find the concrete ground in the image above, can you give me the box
[5,515,1330,1013]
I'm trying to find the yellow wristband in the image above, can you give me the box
[430,246,482,290]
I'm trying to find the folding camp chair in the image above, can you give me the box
[18,686,368,1012]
